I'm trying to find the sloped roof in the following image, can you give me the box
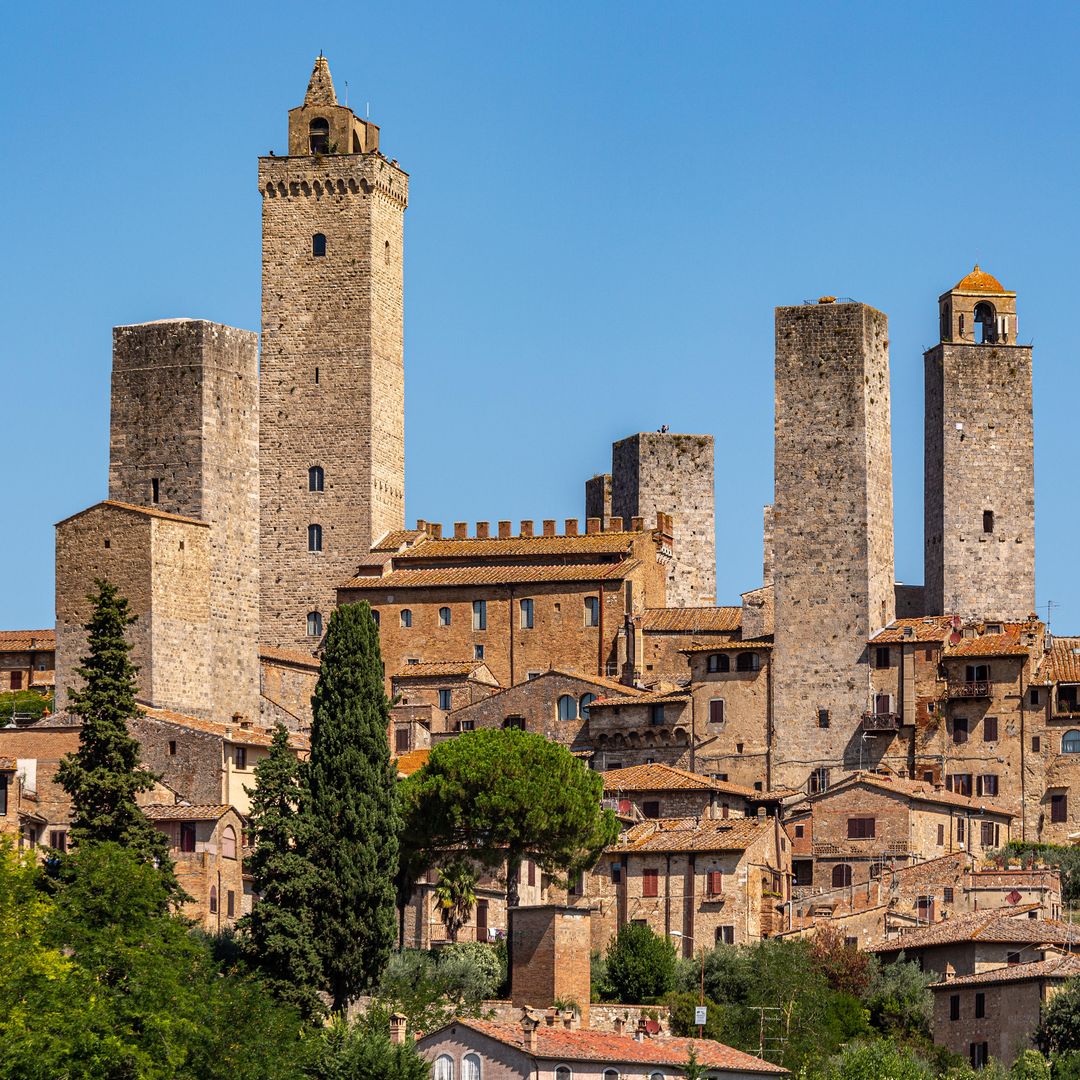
[810,771,1013,818]
[613,816,772,854]
[396,532,647,559]
[0,629,55,651]
[929,953,1080,989]
[590,690,691,707]
[442,1018,788,1072]
[341,559,640,590]
[946,628,1030,657]
[142,803,233,821]
[259,645,321,670]
[138,706,309,751]
[394,748,430,777]
[370,529,426,552]
[953,265,1007,293]
[640,607,741,633]
[392,661,491,679]
[56,500,209,528]
[602,762,758,798]
[866,907,1080,952]
[681,638,774,653]
[886,850,971,886]
[870,617,953,644]
[1041,637,1080,684]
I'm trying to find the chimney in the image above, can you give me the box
[631,516,644,532]
[586,517,601,535]
[415,518,427,531]
[521,1011,539,1052]
[499,520,512,538]
[608,516,623,532]
[636,1016,649,1041]
[520,520,534,538]
[454,522,468,539]
[542,519,556,537]
[613,1015,626,1035]
[389,1012,408,1045]
[561,1009,577,1030]
[430,523,443,539]
[565,519,579,536]
[476,521,490,539]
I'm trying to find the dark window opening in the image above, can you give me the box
[227,890,235,918]
[168,740,177,756]
[818,709,830,729]
[642,801,660,819]
[716,925,735,945]
[312,233,327,257]
[309,118,330,154]
[953,716,968,744]
[395,728,410,753]
[950,995,960,1021]
[974,300,998,345]
[1052,793,1068,823]
[984,716,998,741]
[308,523,322,552]
[307,611,323,637]
[983,509,994,534]
[180,822,197,853]
[736,652,760,672]
[642,869,659,897]
[709,699,725,724]
[831,863,852,888]
[151,478,160,504]
[308,465,324,492]
[847,817,876,839]
[707,653,730,673]
[874,646,891,669]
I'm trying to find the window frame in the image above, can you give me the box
[472,600,487,631]
[642,868,659,898]
[707,653,730,674]
[1063,730,1080,754]
[831,863,853,888]
[519,598,534,629]
[709,698,725,725]
[579,693,597,719]
[307,523,323,552]
[308,465,324,492]
[584,596,600,627]
[306,610,323,638]
[222,825,237,860]
[437,689,452,711]
[438,606,452,627]
[312,233,327,257]
[400,608,412,628]
[557,695,577,722]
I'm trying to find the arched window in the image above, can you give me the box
[308,465,324,492]
[400,609,412,628]
[707,653,730,673]
[439,606,451,627]
[308,523,322,552]
[832,863,853,888]
[580,693,597,720]
[974,300,997,344]
[649,1073,666,1080]
[222,825,237,860]
[736,652,760,672]
[309,117,330,154]
[558,695,577,721]
[555,1068,573,1080]
[209,885,218,913]
[603,1071,620,1080]
[433,1056,455,1080]
[307,611,323,637]
[1063,730,1080,754]
[312,233,327,257]
[462,1054,481,1080]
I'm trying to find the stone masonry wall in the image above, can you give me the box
[924,343,1035,622]
[772,303,896,791]
[259,148,408,650]
[584,473,611,524]
[611,433,716,607]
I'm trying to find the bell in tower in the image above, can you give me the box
[938,265,1017,345]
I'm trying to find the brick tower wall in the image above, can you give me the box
[511,905,592,1025]
[585,473,611,525]
[610,433,716,607]
[259,152,407,649]
[771,302,896,791]
[924,343,1034,622]
[108,320,260,722]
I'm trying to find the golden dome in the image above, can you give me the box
[953,264,1005,293]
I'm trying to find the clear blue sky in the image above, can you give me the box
[3,1,1079,631]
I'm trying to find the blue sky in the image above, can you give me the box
[3,1,1079,631]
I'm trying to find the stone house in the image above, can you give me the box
[1029,635,1080,843]
[586,690,693,772]
[144,803,246,931]
[600,762,765,822]
[930,953,1080,1068]
[0,629,55,698]
[337,517,672,693]
[392,660,500,713]
[259,645,320,731]
[632,605,741,687]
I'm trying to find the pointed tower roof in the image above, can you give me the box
[304,54,337,107]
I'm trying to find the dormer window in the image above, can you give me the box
[309,117,330,154]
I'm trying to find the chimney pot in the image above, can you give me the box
[631,516,644,531]
[454,521,468,539]
[498,520,512,539]
[608,516,623,532]
[416,519,427,531]
[542,519,556,537]
[430,523,443,540]
[520,520,534,537]
[586,517,601,535]
[476,521,490,539]
[389,1012,408,1045]
[565,519,579,536]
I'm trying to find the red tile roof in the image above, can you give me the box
[0,629,56,652]
[945,629,1031,657]
[138,706,309,751]
[143,803,233,821]
[929,953,1080,989]
[602,762,758,798]
[443,1018,788,1073]
[370,529,426,552]
[590,690,691,707]
[640,607,742,633]
[813,771,1014,818]
[259,645,321,670]
[341,559,641,590]
[392,661,492,679]
[870,617,953,644]
[681,637,774,653]
[867,908,1080,952]
[1041,637,1080,684]
[954,265,1007,293]
[399,532,648,559]
[394,748,430,777]
[613,816,772,854]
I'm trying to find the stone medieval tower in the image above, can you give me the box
[259,56,407,648]
[771,301,896,791]
[924,267,1035,622]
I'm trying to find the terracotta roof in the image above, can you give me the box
[396,532,646,559]
[681,638,774,653]
[260,645,321,670]
[138,706,310,751]
[1041,637,1080,684]
[812,771,1014,818]
[640,607,741,633]
[371,529,426,552]
[613,816,772,853]
[945,628,1031,657]
[30,671,55,687]
[870,617,953,644]
[341,559,641,590]
[930,954,1080,989]
[56,500,209,528]
[442,1019,788,1073]
[0,629,56,651]
[392,661,490,679]
[953,265,1007,293]
[590,691,691,707]
[867,908,1080,952]
[449,669,644,713]
[142,803,233,821]
[887,850,971,887]
[394,748,430,777]
[602,762,758,798]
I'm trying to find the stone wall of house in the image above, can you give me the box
[932,979,1050,1066]
[130,714,224,805]
[510,906,592,1024]
[0,725,82,834]
[259,655,319,731]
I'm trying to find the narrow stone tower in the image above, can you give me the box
[772,301,896,791]
[259,56,407,648]
[924,267,1034,622]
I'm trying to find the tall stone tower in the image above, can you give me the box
[924,267,1034,622]
[259,56,407,648]
[772,301,896,791]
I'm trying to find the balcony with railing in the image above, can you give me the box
[813,838,910,857]
[861,711,900,732]
[946,681,991,700]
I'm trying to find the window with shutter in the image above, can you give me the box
[642,869,659,897]
[984,716,998,741]
[707,870,723,896]
[709,699,725,724]
[1052,794,1068,823]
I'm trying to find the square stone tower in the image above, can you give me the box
[772,301,896,791]
[106,320,260,721]
[605,432,716,607]
[924,267,1034,622]
[259,56,407,648]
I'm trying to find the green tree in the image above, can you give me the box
[819,1039,933,1080]
[399,728,619,909]
[55,580,174,887]
[305,601,400,1011]
[683,1044,707,1080]
[308,1007,429,1080]
[238,722,325,1021]
[603,923,677,1003]
[1036,975,1080,1056]
[1012,1049,1052,1080]
[432,857,477,943]
[863,954,934,1039]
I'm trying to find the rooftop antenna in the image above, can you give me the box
[367,101,371,119]
[344,80,348,107]
[1046,600,1058,635]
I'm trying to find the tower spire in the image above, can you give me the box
[305,54,337,107]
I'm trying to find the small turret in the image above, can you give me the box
[938,265,1017,345]
[286,54,380,157]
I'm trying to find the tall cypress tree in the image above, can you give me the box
[56,580,175,892]
[238,722,324,1021]
[305,602,399,1011]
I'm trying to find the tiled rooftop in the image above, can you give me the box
[370,529,426,552]
[341,559,641,590]
[0,629,56,652]
[613,816,771,853]
[930,953,1080,989]
[870,617,954,644]
[1040,637,1080,684]
[392,661,490,679]
[602,762,758,798]
[143,803,232,821]
[57,500,209,528]
[138,706,310,751]
[590,690,691,707]
[259,645,321,670]
[394,748,430,777]
[867,907,1080,952]
[399,532,648,560]
[814,771,1013,818]
[640,607,741,633]
[682,637,775,653]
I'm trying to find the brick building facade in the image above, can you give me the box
[0,630,54,697]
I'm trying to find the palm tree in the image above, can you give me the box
[433,858,477,943]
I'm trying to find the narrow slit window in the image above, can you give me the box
[308,465,324,492]
[983,510,994,534]
[312,233,327,257]
[308,523,322,552]
[151,478,160,504]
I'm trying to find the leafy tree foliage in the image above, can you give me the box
[432,856,477,943]
[238,722,324,1020]
[1036,975,1080,1056]
[818,1039,933,1080]
[55,580,174,888]
[602,922,678,1004]
[399,728,619,908]
[810,924,874,997]
[308,1007,430,1080]
[1011,1049,1052,1080]
[863,953,934,1040]
[305,601,400,1010]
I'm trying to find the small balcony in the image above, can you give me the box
[861,711,900,733]
[947,681,991,700]
[1054,692,1080,716]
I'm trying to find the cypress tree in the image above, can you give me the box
[305,602,399,1011]
[56,580,175,891]
[238,723,324,1021]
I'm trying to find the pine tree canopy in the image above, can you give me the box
[305,602,400,1012]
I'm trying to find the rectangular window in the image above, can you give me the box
[980,821,999,847]
[817,708,830,729]
[944,887,954,903]
[49,830,67,852]
[568,871,583,896]
[1030,688,1042,707]
[983,510,994,534]
[847,817,876,839]
[971,1043,989,1069]
[168,740,177,756]
[706,870,723,896]
[457,719,475,732]
[953,716,968,744]
[974,992,985,1018]
[151,477,160,504]
[874,646,891,669]
[1033,735,1041,752]
[950,994,960,1021]
[947,774,973,797]
[438,689,452,711]
[642,801,660,819]
[472,600,487,631]
[10,671,22,691]
[584,596,600,627]
[1007,951,1021,965]
[519,598,534,629]
[957,817,965,843]
[1052,794,1068,823]
[794,824,805,838]
[808,768,829,795]
[984,716,998,741]
[977,774,999,797]
[234,746,247,770]
[937,823,945,846]
[716,925,735,945]
[179,822,197,853]
[395,728,410,753]
[528,860,536,887]
[611,861,622,884]
[0,774,7,816]
[709,699,725,724]
[474,644,484,661]
[794,861,813,886]
[650,704,665,726]
[642,869,659,897]
[227,890,235,918]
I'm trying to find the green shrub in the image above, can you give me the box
[602,923,677,1004]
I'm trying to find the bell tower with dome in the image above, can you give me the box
[924,266,1034,621]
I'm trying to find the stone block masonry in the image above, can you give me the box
[771,301,896,792]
